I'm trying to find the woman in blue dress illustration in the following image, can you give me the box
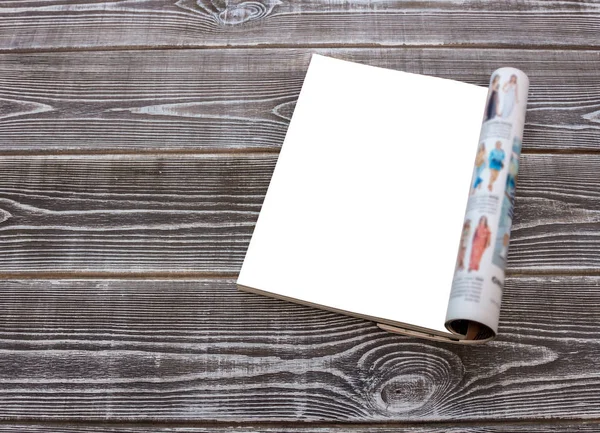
[484,74,500,121]
[471,142,487,194]
[500,74,519,118]
[488,140,506,192]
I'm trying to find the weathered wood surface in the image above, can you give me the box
[0,276,599,421]
[1,153,599,274]
[2,0,600,51]
[1,48,600,153]
[1,423,600,432]
[0,154,270,274]
[2,0,600,429]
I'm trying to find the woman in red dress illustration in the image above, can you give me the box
[469,216,492,272]
[456,219,471,271]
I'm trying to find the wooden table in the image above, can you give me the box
[1,1,599,431]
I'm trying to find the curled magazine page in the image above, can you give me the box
[445,68,529,342]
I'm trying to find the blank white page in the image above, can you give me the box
[237,54,488,334]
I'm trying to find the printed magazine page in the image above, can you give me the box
[445,68,529,341]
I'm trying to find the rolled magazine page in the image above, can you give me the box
[445,68,529,342]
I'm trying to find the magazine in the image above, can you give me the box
[237,55,529,343]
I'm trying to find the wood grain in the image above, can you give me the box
[2,0,598,428]
[1,276,599,421]
[1,423,599,432]
[1,48,599,153]
[1,0,600,51]
[0,154,272,274]
[1,153,600,274]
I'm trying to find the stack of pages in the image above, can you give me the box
[237,55,529,343]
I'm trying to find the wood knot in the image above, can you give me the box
[380,374,436,412]
[175,0,281,26]
[175,0,281,25]
[359,342,464,416]
[218,0,281,25]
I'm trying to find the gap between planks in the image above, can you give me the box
[3,42,600,55]
[1,268,600,280]
[1,419,600,429]
[1,147,600,158]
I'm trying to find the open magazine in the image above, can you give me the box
[381,67,528,341]
[237,55,529,343]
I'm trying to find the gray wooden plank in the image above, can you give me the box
[1,422,599,432]
[0,154,270,274]
[1,153,599,274]
[0,48,599,152]
[1,0,599,50]
[0,276,599,421]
